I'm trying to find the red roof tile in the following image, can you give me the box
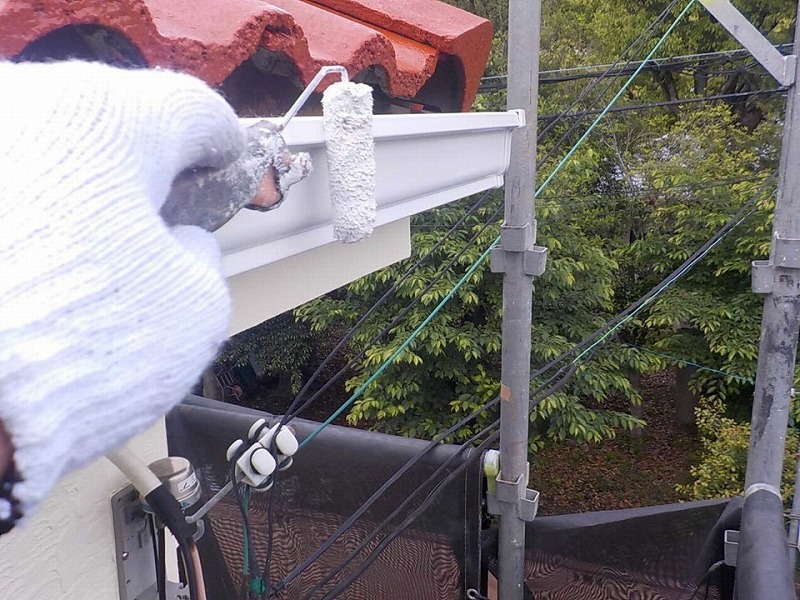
[0,0,491,112]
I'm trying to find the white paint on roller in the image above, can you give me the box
[322,82,377,243]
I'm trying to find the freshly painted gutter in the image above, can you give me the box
[215,110,525,277]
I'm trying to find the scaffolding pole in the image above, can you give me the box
[493,0,545,598]
[744,6,800,496]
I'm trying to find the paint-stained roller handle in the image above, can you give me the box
[161,121,312,232]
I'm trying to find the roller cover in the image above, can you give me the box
[322,82,376,243]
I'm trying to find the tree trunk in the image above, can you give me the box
[673,366,698,425]
[629,370,644,453]
[202,367,223,400]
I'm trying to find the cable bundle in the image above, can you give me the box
[231,2,779,597]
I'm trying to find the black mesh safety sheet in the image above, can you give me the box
[166,396,484,600]
[484,497,737,600]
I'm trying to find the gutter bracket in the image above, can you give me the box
[751,236,800,294]
[698,0,796,86]
[490,222,548,277]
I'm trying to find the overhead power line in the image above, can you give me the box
[537,88,787,121]
[478,43,794,93]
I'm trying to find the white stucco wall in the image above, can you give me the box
[0,222,410,599]
[0,424,168,599]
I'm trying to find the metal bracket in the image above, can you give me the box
[486,469,539,522]
[111,485,189,600]
[773,236,800,268]
[698,0,796,86]
[751,236,800,294]
[724,529,739,567]
[490,222,548,276]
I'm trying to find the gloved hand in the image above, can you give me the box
[0,60,245,527]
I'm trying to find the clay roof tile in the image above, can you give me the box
[0,0,492,112]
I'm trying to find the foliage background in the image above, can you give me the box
[221,0,799,499]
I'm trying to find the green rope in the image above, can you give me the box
[298,0,697,449]
[298,242,496,449]
[624,343,754,383]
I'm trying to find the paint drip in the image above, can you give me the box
[322,82,376,243]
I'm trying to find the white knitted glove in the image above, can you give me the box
[0,61,245,523]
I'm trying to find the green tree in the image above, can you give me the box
[228,0,796,457]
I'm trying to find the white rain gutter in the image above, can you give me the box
[216,110,525,277]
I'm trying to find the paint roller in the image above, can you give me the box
[161,66,376,243]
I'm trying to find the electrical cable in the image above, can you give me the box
[537,0,682,143]
[286,199,503,427]
[279,0,684,427]
[255,0,764,590]
[282,165,773,600]
[178,540,199,600]
[273,353,586,598]
[478,43,794,92]
[279,0,695,432]
[279,188,496,423]
[257,7,720,590]
[189,544,208,600]
[684,560,725,600]
[258,199,502,594]
[295,0,699,449]
[229,456,260,599]
[269,396,500,596]
[107,448,201,600]
[267,178,751,593]
[259,462,280,596]
[297,358,586,600]
[298,424,497,600]
[318,432,501,600]
[623,343,754,384]
[538,0,698,195]
[537,87,786,122]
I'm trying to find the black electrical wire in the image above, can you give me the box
[156,523,167,600]
[684,560,725,600]
[298,425,495,600]
[537,0,682,143]
[229,456,260,600]
[258,458,282,597]
[260,179,500,600]
[269,396,500,596]
[268,164,775,599]
[478,43,794,93]
[272,162,775,600]
[285,171,776,594]
[282,198,504,424]
[276,0,689,431]
[250,5,768,593]
[278,0,684,431]
[273,349,587,598]
[280,0,680,427]
[537,88,786,122]
[261,198,504,593]
[297,359,585,600]
[278,187,496,424]
[177,540,199,600]
[319,432,501,600]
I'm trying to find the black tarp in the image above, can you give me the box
[167,396,483,599]
[168,396,790,600]
[483,493,738,599]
